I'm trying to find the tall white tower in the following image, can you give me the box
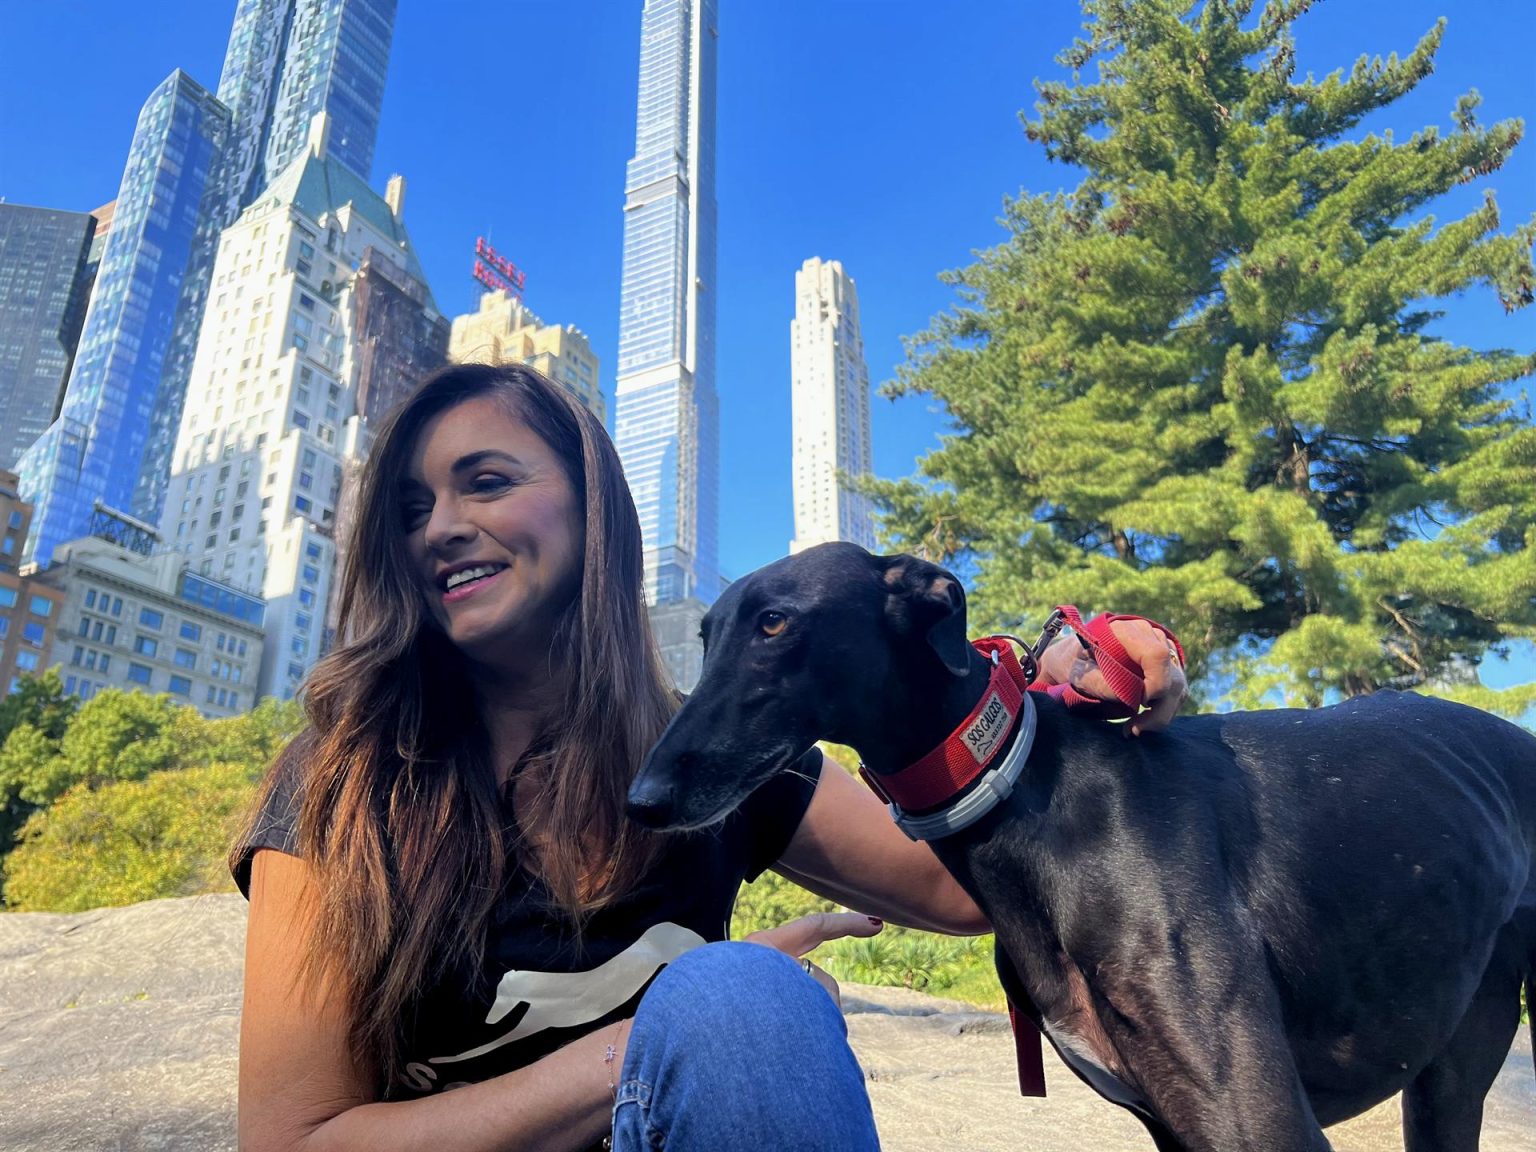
[162,116,442,700]
[790,257,874,553]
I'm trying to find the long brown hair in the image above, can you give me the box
[234,362,677,1090]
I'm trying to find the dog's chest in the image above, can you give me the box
[1042,1018,1147,1112]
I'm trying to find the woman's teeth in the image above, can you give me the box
[446,564,501,591]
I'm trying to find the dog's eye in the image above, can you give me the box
[759,611,788,637]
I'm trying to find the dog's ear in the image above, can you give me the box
[882,555,972,677]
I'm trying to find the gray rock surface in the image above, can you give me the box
[0,895,1530,1151]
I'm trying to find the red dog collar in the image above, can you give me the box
[859,637,1031,813]
[859,611,1184,812]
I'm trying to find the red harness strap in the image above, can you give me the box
[1032,607,1185,720]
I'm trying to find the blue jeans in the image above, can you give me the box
[611,941,880,1150]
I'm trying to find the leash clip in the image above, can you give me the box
[1009,609,1067,686]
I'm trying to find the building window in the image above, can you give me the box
[139,607,163,630]
[72,645,84,666]
[111,597,123,616]
[78,617,91,637]
[174,648,198,670]
[85,589,97,608]
[305,542,322,560]
[92,620,103,641]
[22,622,45,646]
[206,685,217,704]
[134,636,158,657]
[0,587,15,609]
[295,496,313,514]
[295,613,311,633]
[180,621,202,641]
[29,595,52,618]
[127,663,152,685]
[168,675,192,697]
[99,655,110,673]
[105,624,116,645]
[298,588,315,608]
[287,662,305,682]
[302,565,319,584]
[6,511,20,530]
[16,651,39,672]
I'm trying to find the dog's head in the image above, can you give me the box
[626,541,973,830]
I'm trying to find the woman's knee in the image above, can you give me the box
[638,940,835,1036]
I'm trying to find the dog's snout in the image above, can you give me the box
[626,761,685,828]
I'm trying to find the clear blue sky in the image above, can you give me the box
[2,1,1532,684]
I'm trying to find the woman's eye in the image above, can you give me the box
[759,611,787,637]
[471,473,511,492]
[402,505,430,530]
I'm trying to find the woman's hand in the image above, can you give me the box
[1037,617,1188,736]
[743,911,884,1009]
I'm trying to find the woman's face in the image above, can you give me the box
[401,395,583,668]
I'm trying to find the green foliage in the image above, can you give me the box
[0,687,304,908]
[729,867,1002,1009]
[874,0,1536,712]
[2,762,257,912]
[0,670,81,861]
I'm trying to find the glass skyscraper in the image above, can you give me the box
[18,0,396,566]
[0,205,99,471]
[18,72,233,568]
[614,0,720,609]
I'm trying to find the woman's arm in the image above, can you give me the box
[771,758,991,936]
[239,849,624,1152]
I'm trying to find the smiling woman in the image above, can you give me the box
[227,362,967,1152]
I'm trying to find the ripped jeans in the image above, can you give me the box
[610,941,881,1150]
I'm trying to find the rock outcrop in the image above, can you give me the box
[1,896,1530,1151]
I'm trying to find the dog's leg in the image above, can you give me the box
[1402,923,1526,1152]
[1090,962,1333,1152]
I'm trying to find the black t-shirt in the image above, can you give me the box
[233,741,823,1097]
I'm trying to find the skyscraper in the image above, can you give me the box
[163,119,440,700]
[17,0,397,566]
[789,257,874,554]
[0,205,99,471]
[17,72,234,568]
[135,0,398,527]
[613,0,720,610]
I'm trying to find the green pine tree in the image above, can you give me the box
[875,0,1536,712]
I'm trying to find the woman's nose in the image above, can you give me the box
[423,499,476,552]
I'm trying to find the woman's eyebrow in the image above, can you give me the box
[451,449,523,473]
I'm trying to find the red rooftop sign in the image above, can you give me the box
[473,237,526,298]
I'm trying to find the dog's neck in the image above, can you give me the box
[849,646,1000,779]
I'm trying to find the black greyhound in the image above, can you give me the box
[628,542,1536,1152]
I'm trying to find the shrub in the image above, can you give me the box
[2,762,257,912]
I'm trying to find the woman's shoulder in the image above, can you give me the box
[231,728,318,896]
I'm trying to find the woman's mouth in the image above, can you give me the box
[441,563,507,603]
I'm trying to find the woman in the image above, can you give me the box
[234,362,1185,1152]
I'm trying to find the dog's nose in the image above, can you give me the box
[626,773,677,828]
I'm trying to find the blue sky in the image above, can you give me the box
[2,1,1532,684]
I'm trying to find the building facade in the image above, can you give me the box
[32,535,264,716]
[0,205,99,472]
[134,0,400,529]
[18,0,399,565]
[613,0,720,612]
[161,117,440,700]
[0,472,66,694]
[17,72,234,569]
[449,291,603,420]
[789,257,875,553]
